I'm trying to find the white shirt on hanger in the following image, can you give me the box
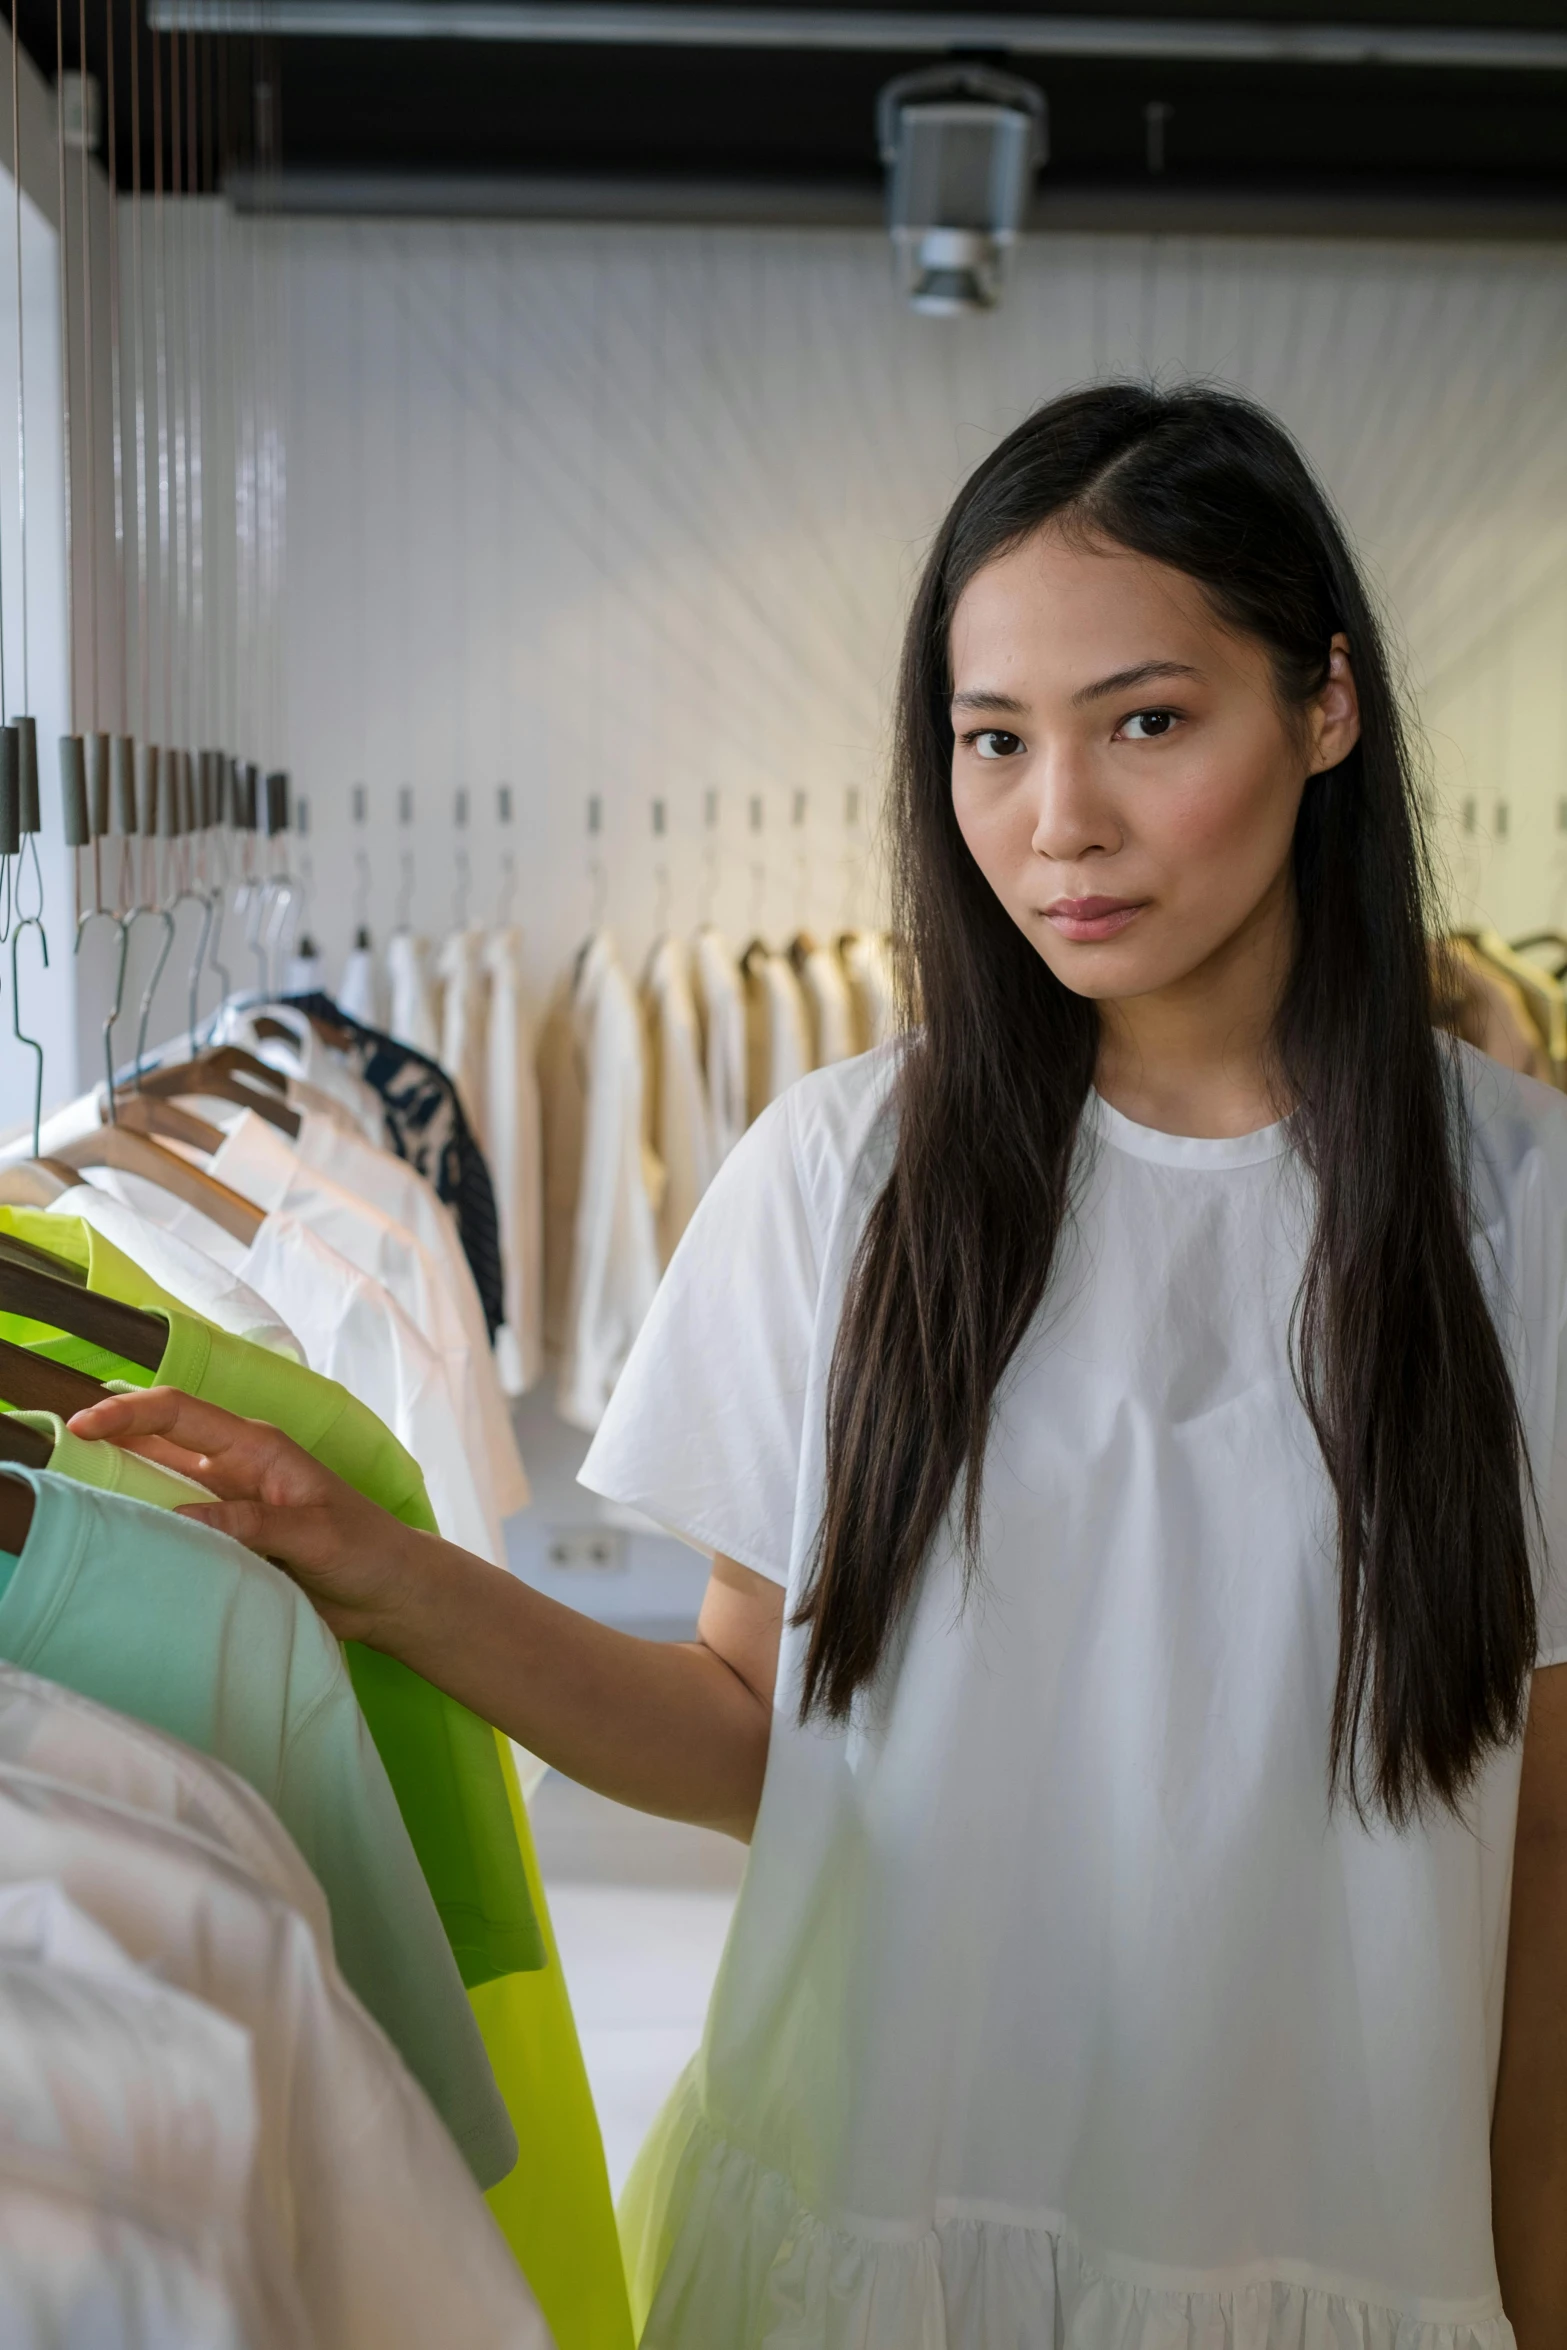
[435,928,490,1137]
[482,928,545,1398]
[43,1183,303,1358]
[206,1109,529,1523]
[385,932,440,1059]
[583,1040,1567,2350]
[337,941,382,1029]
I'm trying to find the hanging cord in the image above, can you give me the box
[151,22,170,766]
[187,27,206,767]
[77,0,96,737]
[167,18,186,772]
[55,0,72,735]
[104,0,125,734]
[130,0,146,747]
[12,0,27,712]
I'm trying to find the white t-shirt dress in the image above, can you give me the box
[581,1037,1567,2350]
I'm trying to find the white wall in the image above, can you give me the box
[276,219,1567,1000]
[11,208,1567,1127]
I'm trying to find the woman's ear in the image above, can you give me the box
[1307,632,1361,775]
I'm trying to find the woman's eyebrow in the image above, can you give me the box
[1071,659,1203,707]
[950,687,1028,714]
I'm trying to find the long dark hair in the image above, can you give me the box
[796,382,1536,1824]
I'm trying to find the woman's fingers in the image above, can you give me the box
[66,1388,324,1506]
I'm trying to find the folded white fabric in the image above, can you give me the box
[0,1765,554,2350]
[0,2137,260,2350]
[0,1880,297,2345]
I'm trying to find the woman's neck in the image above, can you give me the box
[1093,872,1295,1140]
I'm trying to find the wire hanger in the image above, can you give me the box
[9,910,49,1162]
[73,906,129,1122]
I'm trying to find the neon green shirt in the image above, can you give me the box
[0,1247,541,1986]
[0,1212,630,2346]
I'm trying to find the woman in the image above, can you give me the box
[78,385,1567,2347]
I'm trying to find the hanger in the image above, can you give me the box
[136,1050,300,1137]
[1511,931,1567,981]
[0,1254,165,1373]
[0,1163,82,1207]
[49,1127,265,1245]
[73,908,130,1125]
[113,1092,229,1155]
[0,1464,39,1554]
[11,914,49,1162]
[0,1233,85,1286]
[137,1041,286,1097]
[0,1333,113,1416]
[252,1014,298,1047]
[0,1420,51,1468]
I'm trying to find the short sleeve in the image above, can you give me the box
[579,1091,823,1585]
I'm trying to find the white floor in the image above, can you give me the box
[531,1773,745,2198]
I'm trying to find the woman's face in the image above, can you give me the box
[948,527,1360,1004]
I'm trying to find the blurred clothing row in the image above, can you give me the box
[1436,929,1567,1087]
[540,924,898,1431]
[0,1006,634,2348]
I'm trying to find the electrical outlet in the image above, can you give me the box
[544,1527,628,1574]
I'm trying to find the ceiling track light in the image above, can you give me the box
[877,65,1046,319]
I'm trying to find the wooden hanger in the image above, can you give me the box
[0,1334,113,1416]
[0,1257,165,1374]
[139,1050,301,1138]
[50,1127,264,1246]
[0,1161,82,1207]
[113,1092,228,1156]
[0,1464,38,1553]
[0,1233,86,1287]
[252,1015,298,1046]
[0,1420,52,1469]
[144,1043,287,1094]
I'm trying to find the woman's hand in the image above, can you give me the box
[66,1387,428,1645]
[71,1387,780,1839]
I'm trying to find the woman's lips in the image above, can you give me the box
[1041,896,1147,943]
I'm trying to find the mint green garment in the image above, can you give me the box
[0,1467,517,2188]
[0,1251,542,1988]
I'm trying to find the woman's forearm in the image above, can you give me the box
[371,1525,773,1838]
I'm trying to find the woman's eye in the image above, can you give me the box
[972,730,1025,761]
[1119,709,1178,742]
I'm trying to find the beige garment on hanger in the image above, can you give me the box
[537,932,662,1431]
[642,938,718,1266]
[434,928,490,1136]
[1433,937,1551,1084]
[792,933,857,1067]
[840,929,900,1053]
[1472,929,1567,1083]
[742,944,814,1125]
[481,928,545,1398]
[691,927,748,1164]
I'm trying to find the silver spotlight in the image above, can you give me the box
[876,64,1048,318]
